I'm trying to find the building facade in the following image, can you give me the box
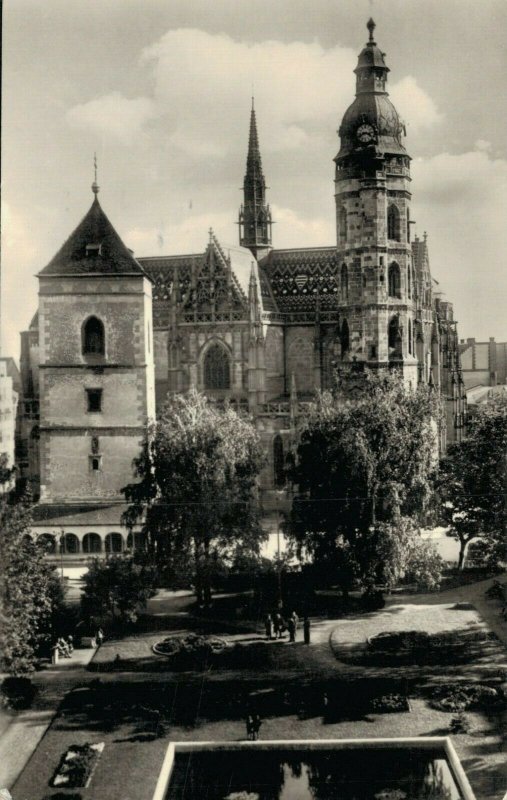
[18,20,466,557]
[459,337,507,390]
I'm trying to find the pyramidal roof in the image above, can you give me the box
[39,195,146,277]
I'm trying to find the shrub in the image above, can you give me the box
[1,676,36,709]
[361,590,385,611]
[51,743,102,788]
[449,712,470,734]
[153,634,227,667]
[369,631,429,652]
[371,694,410,713]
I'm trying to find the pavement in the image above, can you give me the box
[0,573,505,793]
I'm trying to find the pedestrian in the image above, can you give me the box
[96,628,104,647]
[288,616,296,643]
[291,611,299,629]
[251,713,262,740]
[265,613,274,640]
[246,713,254,740]
[274,613,284,639]
[303,616,311,645]
[66,635,74,654]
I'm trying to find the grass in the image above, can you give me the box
[12,599,507,800]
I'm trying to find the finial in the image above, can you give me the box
[91,152,99,195]
[208,227,213,243]
[424,231,428,241]
[251,95,255,111]
[367,18,376,42]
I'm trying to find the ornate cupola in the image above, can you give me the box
[238,99,273,259]
[335,19,408,167]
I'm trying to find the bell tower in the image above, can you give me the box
[334,20,418,385]
[238,99,273,260]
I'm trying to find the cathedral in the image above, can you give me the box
[17,20,466,557]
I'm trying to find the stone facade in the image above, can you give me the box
[18,20,466,557]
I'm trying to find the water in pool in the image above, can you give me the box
[167,748,462,799]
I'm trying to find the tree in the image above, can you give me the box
[287,370,442,594]
[123,389,265,605]
[0,462,65,674]
[81,554,158,624]
[439,394,507,570]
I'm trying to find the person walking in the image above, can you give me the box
[251,713,262,740]
[274,613,284,639]
[288,616,296,643]
[303,616,311,645]
[265,613,274,640]
[96,628,104,647]
[246,714,254,740]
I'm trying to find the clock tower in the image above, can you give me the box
[334,19,419,385]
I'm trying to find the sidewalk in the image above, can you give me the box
[0,647,96,791]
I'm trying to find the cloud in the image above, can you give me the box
[412,148,507,338]
[66,91,155,145]
[390,76,443,133]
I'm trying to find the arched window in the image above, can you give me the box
[203,343,230,390]
[339,206,347,243]
[62,533,79,554]
[388,317,402,359]
[82,316,105,356]
[406,208,411,243]
[407,265,411,299]
[273,435,285,488]
[408,319,413,354]
[388,262,401,298]
[387,205,400,241]
[83,532,102,554]
[340,319,350,355]
[340,264,349,299]
[105,532,123,554]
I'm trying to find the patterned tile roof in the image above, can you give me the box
[259,246,339,312]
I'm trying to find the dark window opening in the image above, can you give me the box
[388,263,401,298]
[86,389,103,413]
[83,316,105,356]
[203,343,230,390]
[90,456,102,472]
[86,243,102,257]
[339,206,347,243]
[273,435,285,488]
[387,205,400,241]
[341,319,350,355]
[341,264,348,299]
[388,317,403,359]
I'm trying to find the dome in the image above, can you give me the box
[335,19,408,163]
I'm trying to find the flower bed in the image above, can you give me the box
[365,629,494,666]
[51,742,104,788]
[370,693,411,714]
[153,634,228,668]
[428,683,505,713]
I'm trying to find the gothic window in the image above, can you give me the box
[406,208,411,243]
[340,319,350,355]
[388,262,401,298]
[408,319,413,354]
[388,316,402,359]
[82,316,105,356]
[407,265,411,299]
[203,343,231,390]
[273,435,285,488]
[341,264,349,299]
[387,204,400,241]
[339,206,347,243]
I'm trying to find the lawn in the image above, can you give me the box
[12,600,507,800]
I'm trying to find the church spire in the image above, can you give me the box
[238,99,272,258]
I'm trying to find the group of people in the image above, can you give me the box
[245,712,262,740]
[264,611,311,644]
[55,636,74,658]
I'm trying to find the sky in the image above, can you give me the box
[2,0,507,361]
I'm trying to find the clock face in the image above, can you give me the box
[356,123,375,143]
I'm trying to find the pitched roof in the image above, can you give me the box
[39,196,146,277]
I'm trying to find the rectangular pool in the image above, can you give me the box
[154,739,475,800]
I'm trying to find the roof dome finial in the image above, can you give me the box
[367,18,376,43]
[91,152,100,196]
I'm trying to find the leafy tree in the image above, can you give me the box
[439,394,507,570]
[81,554,158,625]
[123,389,265,605]
[0,466,65,674]
[287,370,442,594]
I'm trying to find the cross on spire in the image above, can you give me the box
[91,152,100,195]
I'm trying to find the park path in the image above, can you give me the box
[0,647,95,791]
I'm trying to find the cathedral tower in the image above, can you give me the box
[238,99,273,260]
[334,19,418,384]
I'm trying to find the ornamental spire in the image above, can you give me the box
[91,152,100,196]
[238,99,273,258]
[367,18,376,42]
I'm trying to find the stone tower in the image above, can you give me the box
[36,183,155,509]
[334,19,419,385]
[238,99,273,260]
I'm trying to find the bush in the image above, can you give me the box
[153,634,227,668]
[361,590,385,611]
[371,694,410,713]
[369,631,429,652]
[1,676,36,709]
[449,712,470,734]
